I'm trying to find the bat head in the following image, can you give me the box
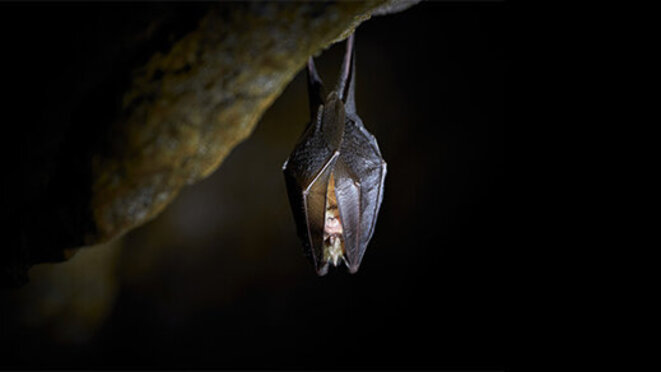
[317,171,351,275]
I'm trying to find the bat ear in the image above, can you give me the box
[337,33,356,115]
[307,57,325,120]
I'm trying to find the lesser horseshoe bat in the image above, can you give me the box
[282,33,387,276]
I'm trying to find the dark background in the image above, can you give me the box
[1,1,507,370]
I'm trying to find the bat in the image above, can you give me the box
[282,33,387,276]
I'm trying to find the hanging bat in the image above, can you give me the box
[282,34,387,276]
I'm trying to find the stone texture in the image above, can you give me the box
[0,241,121,343]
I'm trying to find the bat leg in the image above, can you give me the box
[338,33,357,115]
[307,57,325,120]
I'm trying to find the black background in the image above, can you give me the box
[1,1,507,370]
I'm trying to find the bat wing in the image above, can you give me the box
[284,153,337,275]
[283,95,347,275]
[335,116,387,273]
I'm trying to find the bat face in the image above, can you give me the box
[282,34,387,276]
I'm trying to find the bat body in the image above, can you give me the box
[283,34,387,276]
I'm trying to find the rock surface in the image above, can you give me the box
[1,0,419,287]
